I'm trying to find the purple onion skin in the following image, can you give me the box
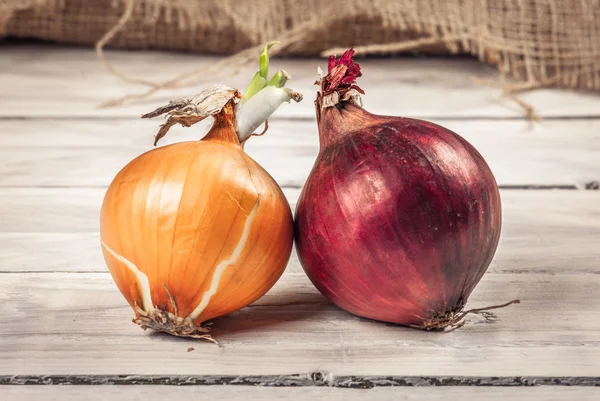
[294,104,502,328]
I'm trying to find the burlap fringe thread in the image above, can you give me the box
[3,0,600,118]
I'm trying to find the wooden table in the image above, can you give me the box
[1,44,599,400]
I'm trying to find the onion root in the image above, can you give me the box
[412,299,521,331]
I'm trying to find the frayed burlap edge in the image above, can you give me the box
[4,0,599,118]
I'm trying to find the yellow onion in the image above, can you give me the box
[100,45,302,339]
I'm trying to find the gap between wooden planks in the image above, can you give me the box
[0,119,598,188]
[1,44,600,119]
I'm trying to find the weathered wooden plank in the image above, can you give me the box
[0,191,598,274]
[0,270,599,376]
[0,233,100,272]
[0,187,104,232]
[1,119,599,188]
[0,187,300,233]
[1,45,599,119]
[1,386,599,401]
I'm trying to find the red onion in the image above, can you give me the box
[294,49,518,330]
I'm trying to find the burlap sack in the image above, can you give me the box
[2,0,599,92]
